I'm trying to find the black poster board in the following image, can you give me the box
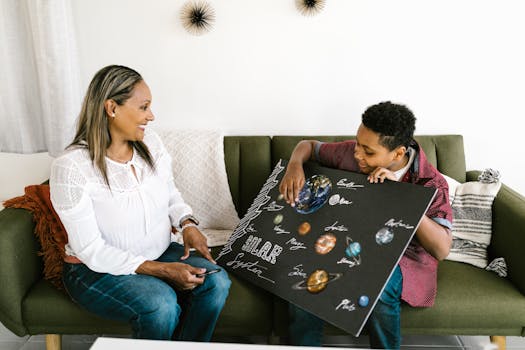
[216,159,436,336]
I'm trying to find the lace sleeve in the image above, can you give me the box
[50,153,87,211]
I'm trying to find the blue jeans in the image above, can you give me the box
[63,243,231,341]
[288,265,403,349]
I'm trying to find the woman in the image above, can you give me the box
[50,65,230,340]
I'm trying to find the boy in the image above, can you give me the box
[279,101,453,349]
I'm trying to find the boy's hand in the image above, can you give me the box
[367,167,397,183]
[279,162,305,206]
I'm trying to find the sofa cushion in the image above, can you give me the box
[23,266,275,337]
[271,135,466,182]
[400,260,525,336]
[413,135,466,183]
[277,261,525,336]
[223,136,272,217]
[213,271,275,336]
[23,280,130,335]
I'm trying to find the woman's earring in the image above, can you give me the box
[111,113,115,118]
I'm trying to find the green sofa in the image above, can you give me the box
[1,135,524,350]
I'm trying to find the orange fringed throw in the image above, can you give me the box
[3,184,68,290]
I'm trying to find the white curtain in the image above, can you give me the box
[0,0,81,156]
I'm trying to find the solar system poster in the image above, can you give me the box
[216,159,436,336]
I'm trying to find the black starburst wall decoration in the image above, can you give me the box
[180,1,216,35]
[296,0,326,16]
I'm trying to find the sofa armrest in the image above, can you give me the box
[467,171,525,295]
[0,207,43,336]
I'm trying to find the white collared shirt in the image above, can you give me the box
[50,129,192,275]
[393,147,416,181]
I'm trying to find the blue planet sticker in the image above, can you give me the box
[345,242,361,258]
[295,175,332,214]
[375,227,394,245]
[358,295,369,307]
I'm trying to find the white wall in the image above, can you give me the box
[0,153,53,209]
[2,0,524,202]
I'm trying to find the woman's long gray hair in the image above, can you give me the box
[69,65,154,186]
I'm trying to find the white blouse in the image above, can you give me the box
[50,129,193,275]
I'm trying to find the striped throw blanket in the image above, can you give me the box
[446,169,502,268]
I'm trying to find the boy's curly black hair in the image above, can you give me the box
[361,101,416,151]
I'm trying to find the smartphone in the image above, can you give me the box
[195,268,221,278]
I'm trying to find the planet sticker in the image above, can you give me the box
[375,227,394,245]
[345,242,361,258]
[314,233,337,255]
[344,236,362,266]
[292,269,343,294]
[358,295,369,307]
[295,175,332,214]
[298,222,311,235]
[329,194,341,206]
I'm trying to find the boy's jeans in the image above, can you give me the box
[63,243,231,340]
[289,265,403,349]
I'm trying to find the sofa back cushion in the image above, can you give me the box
[414,135,466,183]
[224,136,272,217]
[271,135,466,182]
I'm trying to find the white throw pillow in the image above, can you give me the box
[442,174,459,205]
[156,129,240,246]
[444,170,502,268]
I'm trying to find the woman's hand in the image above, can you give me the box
[136,260,205,291]
[181,226,216,264]
[279,161,306,206]
[367,167,397,183]
[162,262,205,290]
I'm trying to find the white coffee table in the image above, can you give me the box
[90,337,363,349]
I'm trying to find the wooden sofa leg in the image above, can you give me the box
[490,335,506,350]
[46,334,62,350]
